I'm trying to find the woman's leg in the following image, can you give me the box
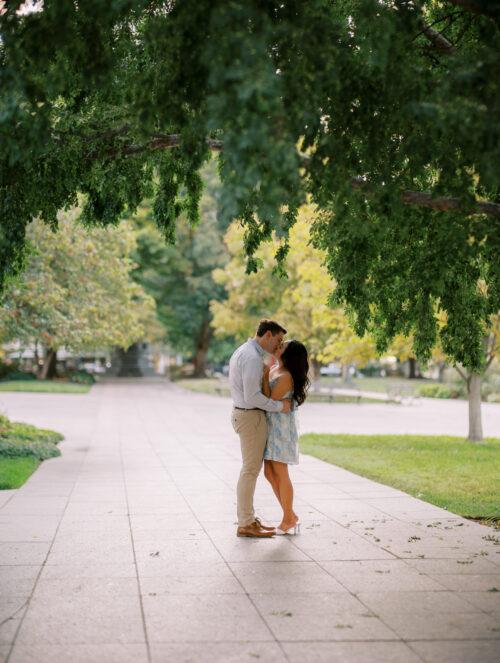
[264,460,283,508]
[270,461,298,528]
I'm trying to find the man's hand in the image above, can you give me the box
[281,400,292,413]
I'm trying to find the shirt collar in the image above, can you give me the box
[249,338,265,357]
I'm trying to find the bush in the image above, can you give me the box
[0,414,63,460]
[482,374,500,403]
[0,439,61,460]
[0,361,36,381]
[2,421,63,445]
[66,369,95,384]
[0,414,12,435]
[5,370,37,381]
[417,384,462,399]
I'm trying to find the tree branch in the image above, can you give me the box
[83,133,499,219]
[444,0,500,20]
[350,176,500,219]
[420,23,457,54]
[485,331,497,368]
[102,133,224,158]
[455,364,468,381]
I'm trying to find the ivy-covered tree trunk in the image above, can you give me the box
[467,372,483,443]
[39,348,57,380]
[193,320,212,378]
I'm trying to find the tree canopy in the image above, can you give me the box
[211,205,377,371]
[130,160,233,374]
[0,210,160,373]
[1,0,499,370]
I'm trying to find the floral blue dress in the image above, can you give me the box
[263,377,299,465]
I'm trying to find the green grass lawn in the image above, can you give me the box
[0,457,42,489]
[176,378,389,404]
[318,376,431,394]
[300,434,500,520]
[0,416,64,489]
[176,378,231,397]
[0,380,91,393]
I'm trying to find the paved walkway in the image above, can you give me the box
[0,379,499,663]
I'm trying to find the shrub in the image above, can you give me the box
[0,414,63,459]
[418,384,460,399]
[3,422,63,445]
[0,361,36,381]
[0,439,61,460]
[0,362,14,379]
[67,369,95,384]
[0,414,12,435]
[6,370,37,381]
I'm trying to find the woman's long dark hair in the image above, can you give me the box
[281,340,310,406]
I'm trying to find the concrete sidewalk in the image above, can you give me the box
[0,379,499,663]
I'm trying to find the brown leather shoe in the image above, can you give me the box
[237,522,275,538]
[254,517,276,532]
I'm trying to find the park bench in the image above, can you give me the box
[310,383,419,405]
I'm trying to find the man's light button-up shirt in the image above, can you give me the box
[228,339,283,413]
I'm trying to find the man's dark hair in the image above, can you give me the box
[256,319,287,337]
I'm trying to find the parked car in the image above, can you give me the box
[80,361,106,374]
[319,363,342,377]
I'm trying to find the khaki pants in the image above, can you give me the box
[231,408,267,527]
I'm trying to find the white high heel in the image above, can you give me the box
[276,522,301,536]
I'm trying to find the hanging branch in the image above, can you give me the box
[75,132,500,219]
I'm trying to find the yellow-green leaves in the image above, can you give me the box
[0,210,161,353]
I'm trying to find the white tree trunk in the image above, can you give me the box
[467,372,483,442]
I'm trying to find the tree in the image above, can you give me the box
[1,1,498,431]
[130,160,231,375]
[388,309,499,440]
[0,211,160,378]
[211,206,376,375]
[454,317,499,441]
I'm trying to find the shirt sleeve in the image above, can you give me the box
[241,355,284,412]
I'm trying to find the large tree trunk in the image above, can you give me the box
[192,319,212,377]
[342,364,352,383]
[437,361,447,383]
[39,348,57,380]
[117,343,143,377]
[467,372,483,442]
[408,357,418,379]
[310,359,322,381]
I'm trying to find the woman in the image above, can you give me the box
[262,339,310,535]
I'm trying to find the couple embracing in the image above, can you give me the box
[229,319,310,538]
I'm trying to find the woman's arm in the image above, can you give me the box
[270,372,293,401]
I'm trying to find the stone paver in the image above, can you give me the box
[0,379,499,663]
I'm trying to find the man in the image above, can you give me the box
[229,319,291,538]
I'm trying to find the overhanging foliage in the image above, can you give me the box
[1,0,499,369]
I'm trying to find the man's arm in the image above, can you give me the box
[241,357,285,412]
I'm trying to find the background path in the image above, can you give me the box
[0,379,499,663]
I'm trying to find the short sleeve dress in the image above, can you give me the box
[263,376,299,465]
